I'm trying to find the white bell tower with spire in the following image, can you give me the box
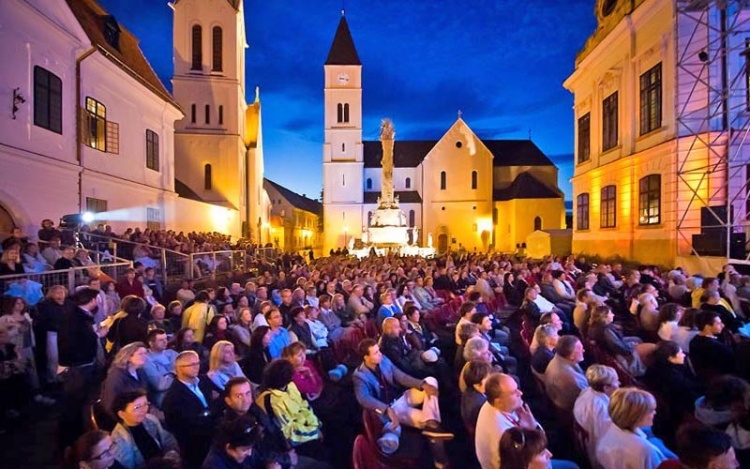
[322,12,364,252]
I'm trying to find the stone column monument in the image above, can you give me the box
[380,118,395,207]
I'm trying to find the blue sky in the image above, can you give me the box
[98,0,598,201]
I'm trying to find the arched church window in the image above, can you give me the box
[191,25,202,70]
[342,143,345,152]
[440,171,447,190]
[534,216,542,231]
[342,174,345,186]
[343,103,350,123]
[204,164,212,190]
[337,103,343,123]
[212,26,222,71]
[366,178,372,190]
[205,104,210,124]
[405,177,411,189]
[191,104,196,123]
[471,171,478,190]
[219,105,224,125]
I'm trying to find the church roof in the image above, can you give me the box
[363,141,435,168]
[362,139,555,168]
[264,179,322,215]
[493,172,563,201]
[66,0,180,110]
[363,191,422,204]
[325,15,361,65]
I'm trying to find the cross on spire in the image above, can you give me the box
[457,109,463,119]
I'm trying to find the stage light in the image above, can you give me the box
[82,212,95,223]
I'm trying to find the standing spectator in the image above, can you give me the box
[182,291,214,344]
[58,288,108,446]
[147,304,174,336]
[22,242,51,272]
[37,219,60,243]
[166,301,183,335]
[143,268,164,305]
[34,285,70,383]
[142,329,178,408]
[163,350,220,469]
[107,296,149,352]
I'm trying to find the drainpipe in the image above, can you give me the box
[75,47,97,212]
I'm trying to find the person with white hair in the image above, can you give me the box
[573,365,620,469]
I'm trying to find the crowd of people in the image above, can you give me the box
[0,224,748,469]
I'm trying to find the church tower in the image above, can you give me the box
[323,12,364,252]
[172,0,250,233]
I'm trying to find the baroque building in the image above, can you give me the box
[565,0,750,268]
[322,14,566,254]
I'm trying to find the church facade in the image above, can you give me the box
[322,15,566,254]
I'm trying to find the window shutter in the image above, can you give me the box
[106,121,119,154]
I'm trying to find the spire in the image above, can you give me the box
[325,15,361,65]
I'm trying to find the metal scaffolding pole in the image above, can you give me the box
[674,0,750,261]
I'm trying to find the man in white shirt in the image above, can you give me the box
[573,365,619,469]
[476,373,580,469]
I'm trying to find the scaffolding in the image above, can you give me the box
[675,0,750,261]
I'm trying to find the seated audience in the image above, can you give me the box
[596,388,671,469]
[499,427,553,469]
[352,338,452,457]
[461,360,492,434]
[573,365,620,469]
[203,316,231,351]
[588,305,652,377]
[690,310,736,379]
[544,335,588,411]
[162,350,220,469]
[643,341,703,421]
[201,415,263,469]
[265,307,292,359]
[694,375,749,428]
[110,390,180,469]
[101,342,149,417]
[207,340,246,391]
[68,430,125,469]
[142,329,178,408]
[667,423,738,469]
[530,324,559,375]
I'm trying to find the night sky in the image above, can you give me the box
[97,0,598,201]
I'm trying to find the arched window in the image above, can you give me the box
[191,25,202,70]
[204,164,212,190]
[471,171,478,190]
[534,216,542,231]
[440,171,447,190]
[405,177,411,189]
[409,210,415,227]
[205,104,210,124]
[218,105,223,125]
[343,103,350,123]
[337,103,343,123]
[342,143,345,152]
[190,104,196,123]
[212,26,222,71]
[366,178,372,190]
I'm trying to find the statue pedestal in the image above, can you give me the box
[369,207,409,246]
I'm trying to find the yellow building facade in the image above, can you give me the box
[264,179,322,254]
[565,0,750,267]
[322,15,566,254]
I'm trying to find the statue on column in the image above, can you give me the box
[427,232,433,248]
[380,119,395,207]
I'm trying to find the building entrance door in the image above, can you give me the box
[438,234,448,253]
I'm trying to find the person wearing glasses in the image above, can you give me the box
[68,429,124,469]
[110,389,180,469]
[163,350,220,469]
[499,427,553,469]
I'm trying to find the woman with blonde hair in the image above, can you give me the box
[101,342,149,417]
[595,387,672,469]
[499,427,553,469]
[206,340,245,391]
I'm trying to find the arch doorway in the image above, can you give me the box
[534,216,542,231]
[0,204,15,234]
[438,234,448,253]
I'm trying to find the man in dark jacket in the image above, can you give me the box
[58,287,107,446]
[163,350,221,469]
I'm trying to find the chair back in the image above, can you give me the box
[352,434,378,469]
[89,399,116,432]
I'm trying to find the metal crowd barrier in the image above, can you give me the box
[0,261,133,295]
